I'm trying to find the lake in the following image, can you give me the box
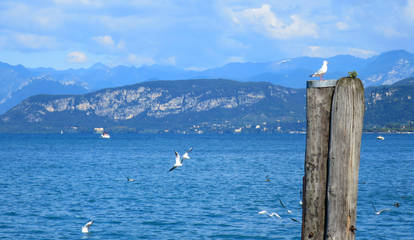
[0,133,412,239]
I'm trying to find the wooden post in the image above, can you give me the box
[302,77,364,240]
[325,77,364,240]
[302,80,336,240]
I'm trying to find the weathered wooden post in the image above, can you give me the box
[302,77,364,240]
[325,77,364,240]
[302,80,336,240]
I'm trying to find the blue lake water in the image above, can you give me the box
[0,133,413,239]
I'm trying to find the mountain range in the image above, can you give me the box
[1,77,413,134]
[1,49,414,114]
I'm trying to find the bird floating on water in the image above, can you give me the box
[82,220,93,233]
[258,210,281,218]
[169,148,192,172]
[127,177,135,182]
[310,60,328,80]
[371,202,391,215]
[393,202,400,208]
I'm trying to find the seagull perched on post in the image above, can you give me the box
[310,60,328,80]
[82,220,93,233]
[168,148,192,172]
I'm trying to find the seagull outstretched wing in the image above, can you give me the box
[169,151,181,172]
[182,147,192,161]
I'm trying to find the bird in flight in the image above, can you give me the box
[182,147,192,161]
[310,60,328,80]
[82,220,93,233]
[371,202,391,215]
[169,148,192,172]
[279,198,292,214]
[258,210,281,218]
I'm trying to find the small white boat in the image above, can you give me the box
[376,136,384,140]
[101,132,110,139]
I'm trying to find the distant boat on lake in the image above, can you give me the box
[377,136,385,140]
[101,132,110,139]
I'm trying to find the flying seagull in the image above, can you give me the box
[310,60,328,80]
[371,202,391,215]
[82,220,93,233]
[169,148,193,172]
[169,151,182,172]
[279,198,292,214]
[182,147,193,161]
[258,210,281,218]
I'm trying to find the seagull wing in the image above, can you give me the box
[290,218,300,223]
[175,151,181,164]
[378,208,391,214]
[182,147,192,160]
[279,198,287,209]
[84,220,93,228]
[270,212,281,218]
[169,166,177,172]
[310,62,327,77]
[371,202,377,212]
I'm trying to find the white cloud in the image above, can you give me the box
[219,36,249,49]
[374,25,403,38]
[405,0,414,21]
[231,4,318,39]
[93,35,115,47]
[53,0,101,7]
[304,46,376,59]
[163,56,176,66]
[348,48,376,59]
[184,66,208,71]
[227,56,245,63]
[14,33,57,50]
[67,51,87,63]
[336,21,349,31]
[128,54,155,66]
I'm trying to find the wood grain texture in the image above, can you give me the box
[302,86,335,240]
[325,77,364,240]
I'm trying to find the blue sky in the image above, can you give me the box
[1,0,414,70]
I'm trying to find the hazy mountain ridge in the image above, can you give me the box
[0,79,306,133]
[1,77,413,133]
[1,50,414,114]
[364,78,414,131]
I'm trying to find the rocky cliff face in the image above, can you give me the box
[0,79,305,133]
[364,80,414,129]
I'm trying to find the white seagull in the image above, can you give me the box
[310,60,328,80]
[169,148,193,172]
[279,198,292,214]
[169,151,183,172]
[182,147,193,160]
[371,202,391,215]
[82,220,93,233]
[258,210,281,218]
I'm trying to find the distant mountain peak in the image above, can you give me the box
[89,62,108,70]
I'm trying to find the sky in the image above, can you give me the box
[1,0,414,70]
